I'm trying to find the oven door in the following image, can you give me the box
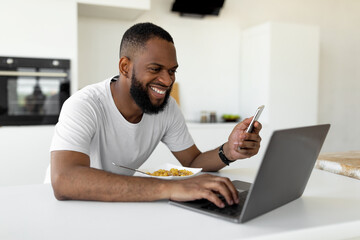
[0,57,70,126]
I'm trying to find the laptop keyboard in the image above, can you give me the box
[196,191,249,217]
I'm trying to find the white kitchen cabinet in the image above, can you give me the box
[77,0,150,20]
[239,22,320,132]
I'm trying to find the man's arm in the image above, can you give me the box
[173,118,262,171]
[51,150,239,207]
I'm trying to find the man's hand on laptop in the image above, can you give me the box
[225,118,262,161]
[168,174,239,208]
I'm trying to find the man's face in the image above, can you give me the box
[129,68,171,114]
[129,38,178,114]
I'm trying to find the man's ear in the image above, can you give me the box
[119,56,131,78]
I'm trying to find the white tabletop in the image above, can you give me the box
[1,168,360,240]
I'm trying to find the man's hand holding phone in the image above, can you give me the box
[223,106,264,162]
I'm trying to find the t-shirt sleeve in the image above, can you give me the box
[161,98,194,152]
[50,96,96,156]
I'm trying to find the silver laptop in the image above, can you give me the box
[169,124,330,223]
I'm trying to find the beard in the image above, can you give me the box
[129,70,172,114]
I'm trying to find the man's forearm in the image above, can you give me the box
[52,165,170,202]
[51,158,240,208]
[188,147,227,172]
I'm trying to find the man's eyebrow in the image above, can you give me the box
[148,63,178,69]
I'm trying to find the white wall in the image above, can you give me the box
[240,22,319,129]
[77,17,128,87]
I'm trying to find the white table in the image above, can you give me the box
[1,168,360,240]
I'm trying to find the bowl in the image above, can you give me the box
[137,163,202,180]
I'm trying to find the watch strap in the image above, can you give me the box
[218,144,233,166]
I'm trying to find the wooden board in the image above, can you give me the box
[170,82,180,105]
[316,151,360,180]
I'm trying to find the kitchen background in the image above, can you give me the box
[0,0,359,186]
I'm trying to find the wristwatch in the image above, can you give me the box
[218,144,233,166]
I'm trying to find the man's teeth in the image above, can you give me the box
[151,86,166,94]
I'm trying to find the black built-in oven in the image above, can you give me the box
[0,56,70,126]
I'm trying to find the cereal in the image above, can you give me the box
[147,168,193,177]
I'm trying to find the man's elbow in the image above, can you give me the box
[51,171,70,201]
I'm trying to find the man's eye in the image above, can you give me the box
[169,69,177,75]
[150,68,160,72]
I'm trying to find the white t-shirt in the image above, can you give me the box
[50,77,194,176]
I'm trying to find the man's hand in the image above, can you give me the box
[173,118,262,172]
[168,174,239,208]
[225,117,262,161]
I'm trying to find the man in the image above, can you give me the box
[50,22,262,208]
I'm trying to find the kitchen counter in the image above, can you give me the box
[316,151,360,180]
[2,168,360,240]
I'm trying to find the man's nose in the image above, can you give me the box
[158,70,174,87]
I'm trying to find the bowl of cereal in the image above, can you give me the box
[139,163,202,180]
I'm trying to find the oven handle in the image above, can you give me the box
[0,70,67,78]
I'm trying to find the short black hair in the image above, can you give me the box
[119,22,174,59]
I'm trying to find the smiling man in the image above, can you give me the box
[50,22,262,208]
